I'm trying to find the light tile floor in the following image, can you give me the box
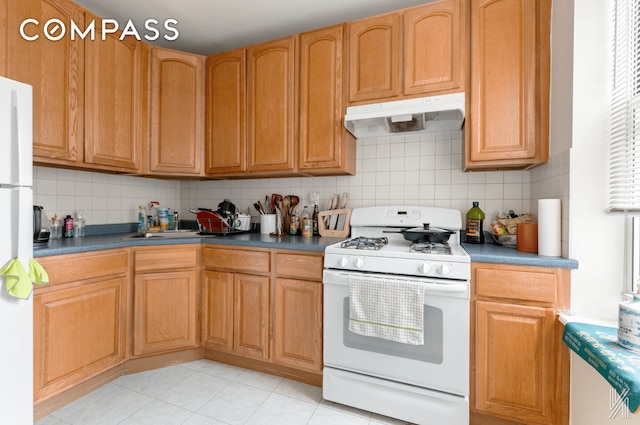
[36,360,412,425]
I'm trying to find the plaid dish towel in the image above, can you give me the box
[348,275,424,345]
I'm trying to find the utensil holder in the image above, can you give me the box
[318,208,352,237]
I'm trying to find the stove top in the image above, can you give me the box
[324,206,470,281]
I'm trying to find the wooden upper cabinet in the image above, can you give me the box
[205,48,247,175]
[403,0,464,95]
[299,25,355,176]
[348,14,400,103]
[84,13,147,172]
[466,0,551,170]
[148,47,204,176]
[348,0,465,105]
[246,36,297,175]
[2,0,84,166]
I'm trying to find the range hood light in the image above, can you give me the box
[391,114,413,123]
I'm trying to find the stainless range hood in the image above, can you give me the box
[344,92,465,138]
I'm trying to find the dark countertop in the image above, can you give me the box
[33,229,345,257]
[34,223,579,270]
[462,240,579,269]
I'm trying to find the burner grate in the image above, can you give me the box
[410,241,452,255]
[341,237,389,250]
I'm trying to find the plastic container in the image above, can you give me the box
[465,202,485,244]
[618,293,640,353]
[64,215,74,238]
[137,205,146,233]
[74,211,86,238]
[158,208,169,230]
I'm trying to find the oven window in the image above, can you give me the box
[342,298,444,364]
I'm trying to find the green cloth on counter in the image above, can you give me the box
[563,322,640,413]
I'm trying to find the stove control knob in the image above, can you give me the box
[339,257,349,267]
[419,263,431,274]
[438,264,451,276]
[355,258,365,269]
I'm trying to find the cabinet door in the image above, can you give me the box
[205,49,246,175]
[84,14,146,172]
[403,0,464,95]
[348,14,400,103]
[273,278,322,373]
[475,300,557,424]
[34,277,127,401]
[133,270,198,356]
[149,47,204,176]
[201,270,234,351]
[467,0,550,169]
[299,25,355,176]
[246,36,297,174]
[2,0,84,166]
[234,273,270,360]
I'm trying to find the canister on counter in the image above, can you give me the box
[301,218,313,237]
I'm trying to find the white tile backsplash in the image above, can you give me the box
[33,130,533,229]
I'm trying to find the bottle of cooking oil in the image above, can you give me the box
[466,201,485,244]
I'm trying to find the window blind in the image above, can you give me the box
[610,0,640,213]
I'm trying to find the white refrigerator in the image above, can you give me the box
[0,76,34,424]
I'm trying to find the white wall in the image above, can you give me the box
[33,166,181,225]
[34,131,535,228]
[181,131,532,225]
[560,0,636,423]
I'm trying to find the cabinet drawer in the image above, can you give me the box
[202,247,270,273]
[135,246,198,272]
[474,264,558,304]
[275,252,323,281]
[38,249,129,286]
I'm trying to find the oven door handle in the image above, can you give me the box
[421,282,468,293]
[323,270,469,294]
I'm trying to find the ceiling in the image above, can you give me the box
[72,0,433,56]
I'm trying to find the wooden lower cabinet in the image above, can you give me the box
[132,246,199,357]
[471,263,570,425]
[273,277,322,373]
[34,250,129,403]
[201,248,270,360]
[273,251,323,374]
[201,247,323,383]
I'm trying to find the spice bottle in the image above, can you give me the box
[465,202,485,244]
[301,206,312,237]
[64,215,74,238]
[312,204,319,235]
[289,209,298,235]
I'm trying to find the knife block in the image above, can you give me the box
[318,208,352,237]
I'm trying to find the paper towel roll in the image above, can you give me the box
[537,199,561,257]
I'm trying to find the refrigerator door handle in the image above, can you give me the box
[11,90,20,186]
[12,88,32,187]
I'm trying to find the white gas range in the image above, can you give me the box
[323,206,470,425]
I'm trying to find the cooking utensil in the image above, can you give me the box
[257,200,266,214]
[217,199,236,217]
[336,192,349,230]
[290,195,299,214]
[329,193,340,230]
[324,194,336,228]
[253,203,264,214]
[384,224,455,243]
[271,194,282,213]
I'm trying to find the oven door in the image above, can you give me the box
[323,268,469,396]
